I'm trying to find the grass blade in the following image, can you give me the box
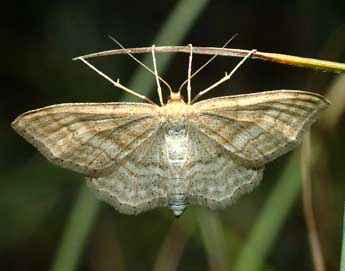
[234,150,302,271]
[153,223,189,271]
[50,186,100,270]
[197,209,229,271]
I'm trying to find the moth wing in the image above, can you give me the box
[12,102,161,177]
[185,124,263,209]
[87,128,170,215]
[190,90,329,168]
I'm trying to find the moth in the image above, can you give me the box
[12,43,329,216]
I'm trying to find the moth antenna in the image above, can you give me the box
[151,45,165,105]
[181,44,193,104]
[108,36,173,96]
[191,49,257,104]
[76,57,156,105]
[178,34,238,96]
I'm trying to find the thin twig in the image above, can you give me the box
[73,46,345,73]
[301,131,326,271]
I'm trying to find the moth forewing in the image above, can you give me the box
[11,102,161,177]
[192,89,329,111]
[189,90,329,168]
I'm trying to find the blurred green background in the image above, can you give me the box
[2,0,345,270]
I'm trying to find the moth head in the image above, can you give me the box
[167,91,185,104]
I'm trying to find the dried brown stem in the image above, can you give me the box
[301,132,326,271]
[73,46,345,73]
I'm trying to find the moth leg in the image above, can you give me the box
[191,49,257,103]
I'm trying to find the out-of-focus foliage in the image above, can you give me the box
[2,1,345,270]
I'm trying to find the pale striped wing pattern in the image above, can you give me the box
[11,103,161,177]
[87,129,170,214]
[190,90,329,168]
[185,125,264,209]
